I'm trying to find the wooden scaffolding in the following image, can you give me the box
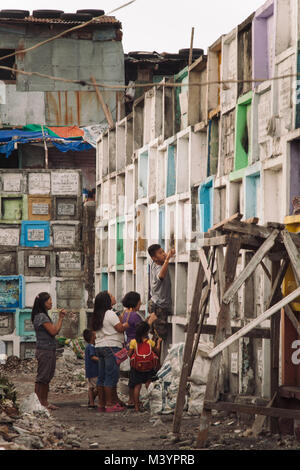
[172,214,300,447]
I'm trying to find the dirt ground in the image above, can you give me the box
[3,367,300,451]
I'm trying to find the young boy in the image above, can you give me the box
[83,329,99,409]
[147,244,175,342]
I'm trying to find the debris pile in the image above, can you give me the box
[145,342,213,416]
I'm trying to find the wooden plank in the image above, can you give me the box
[284,304,300,337]
[251,393,277,437]
[245,217,259,225]
[187,287,211,377]
[222,221,274,240]
[90,76,114,129]
[172,259,206,435]
[204,401,300,420]
[199,248,220,316]
[198,235,228,247]
[216,245,225,301]
[208,286,300,359]
[198,324,271,339]
[222,230,279,305]
[209,213,243,233]
[197,236,241,448]
[282,230,300,285]
[260,260,272,282]
[270,260,281,434]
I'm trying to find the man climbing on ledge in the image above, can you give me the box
[147,244,175,353]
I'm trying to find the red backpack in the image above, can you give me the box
[130,340,159,372]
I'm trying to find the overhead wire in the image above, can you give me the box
[0,62,299,92]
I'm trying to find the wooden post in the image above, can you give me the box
[90,76,114,128]
[189,27,195,67]
[172,251,206,435]
[196,236,241,448]
[270,260,281,433]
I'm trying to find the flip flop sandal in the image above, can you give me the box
[125,404,135,409]
[105,404,125,413]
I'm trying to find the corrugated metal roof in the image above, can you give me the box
[0,15,121,27]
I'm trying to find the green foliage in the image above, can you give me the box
[0,374,17,405]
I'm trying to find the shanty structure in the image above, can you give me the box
[172,214,300,446]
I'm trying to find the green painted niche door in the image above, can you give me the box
[116,221,124,267]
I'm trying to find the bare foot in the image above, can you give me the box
[47,404,59,410]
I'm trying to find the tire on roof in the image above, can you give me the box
[60,13,92,21]
[0,10,30,18]
[76,9,105,17]
[32,10,64,18]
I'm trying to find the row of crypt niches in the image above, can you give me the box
[0,169,84,360]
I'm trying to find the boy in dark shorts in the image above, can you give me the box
[147,244,175,341]
[83,329,99,409]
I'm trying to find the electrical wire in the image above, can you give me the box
[0,62,299,92]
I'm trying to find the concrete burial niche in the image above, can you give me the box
[198,177,214,233]
[0,172,27,194]
[245,171,261,219]
[219,110,235,176]
[20,221,50,248]
[234,91,253,171]
[0,275,25,310]
[138,150,148,200]
[51,171,80,196]
[0,194,28,224]
[116,218,125,268]
[57,251,82,277]
[53,196,80,220]
[166,145,176,198]
[18,249,54,277]
[28,195,52,221]
[0,226,20,247]
[0,311,15,336]
[28,172,51,195]
[56,279,84,311]
[0,250,17,275]
[15,309,35,337]
[252,0,274,86]
[20,341,36,360]
[52,222,80,249]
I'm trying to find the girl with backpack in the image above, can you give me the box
[128,321,162,412]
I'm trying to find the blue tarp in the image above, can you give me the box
[0,130,92,157]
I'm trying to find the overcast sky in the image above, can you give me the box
[7,0,264,53]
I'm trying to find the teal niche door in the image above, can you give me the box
[116,220,124,267]
[159,205,165,250]
[198,178,214,233]
[234,91,252,171]
[166,145,176,197]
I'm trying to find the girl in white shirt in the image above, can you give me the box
[92,291,129,413]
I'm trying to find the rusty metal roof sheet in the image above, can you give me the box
[0,15,121,27]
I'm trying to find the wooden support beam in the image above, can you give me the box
[198,235,228,247]
[208,286,300,359]
[199,248,220,316]
[172,258,206,435]
[245,217,259,225]
[209,213,243,233]
[284,304,300,337]
[251,393,277,437]
[222,230,279,305]
[198,324,271,339]
[91,76,114,129]
[197,236,241,448]
[260,260,272,282]
[216,245,225,301]
[204,400,300,420]
[282,229,300,285]
[222,221,275,240]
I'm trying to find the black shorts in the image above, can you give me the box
[128,368,156,389]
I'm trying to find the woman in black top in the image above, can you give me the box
[32,292,66,410]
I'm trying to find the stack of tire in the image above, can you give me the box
[0,9,105,21]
